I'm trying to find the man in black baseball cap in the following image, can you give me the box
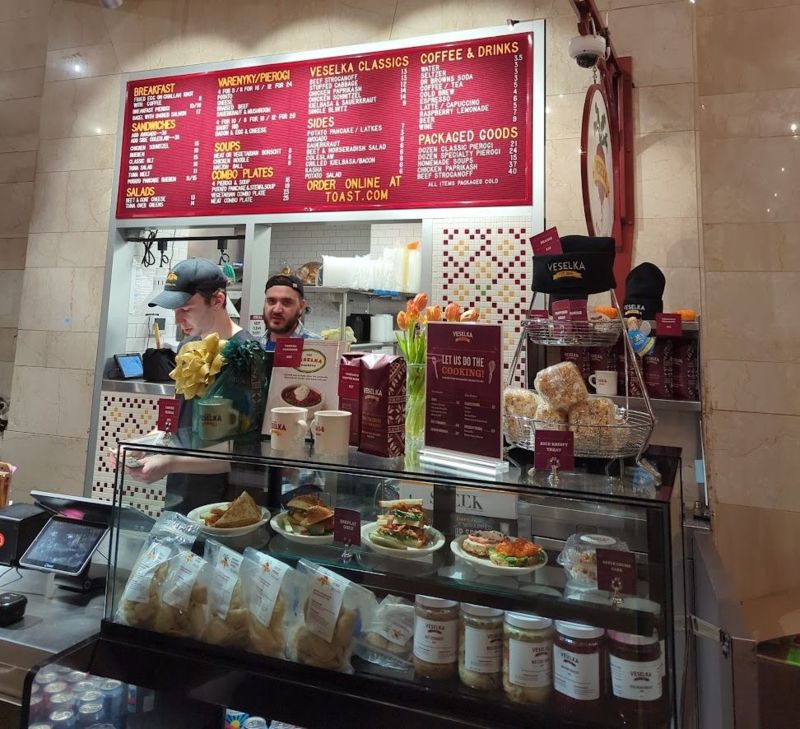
[262,273,321,351]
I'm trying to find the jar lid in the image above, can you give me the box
[416,595,458,610]
[505,612,553,631]
[461,603,503,618]
[608,630,658,646]
[555,620,605,639]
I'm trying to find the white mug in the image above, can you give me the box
[197,397,240,440]
[270,406,308,450]
[311,410,351,455]
[589,370,618,396]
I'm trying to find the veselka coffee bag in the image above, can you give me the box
[338,352,366,447]
[359,354,406,457]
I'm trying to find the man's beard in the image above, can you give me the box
[266,311,301,336]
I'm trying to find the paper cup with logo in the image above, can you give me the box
[196,397,240,440]
[311,410,351,455]
[270,406,308,450]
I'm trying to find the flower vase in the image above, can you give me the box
[405,362,426,451]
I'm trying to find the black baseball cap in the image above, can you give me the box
[149,258,228,309]
[265,274,305,299]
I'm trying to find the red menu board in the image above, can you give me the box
[425,322,503,460]
[116,32,534,218]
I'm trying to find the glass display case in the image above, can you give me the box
[20,432,685,729]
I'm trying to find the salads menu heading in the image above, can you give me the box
[116,32,534,218]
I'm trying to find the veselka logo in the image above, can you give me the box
[166,272,178,283]
[548,260,586,280]
[453,329,473,343]
[297,349,326,373]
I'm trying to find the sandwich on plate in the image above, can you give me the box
[284,494,335,537]
[204,492,262,529]
[370,499,428,550]
[462,530,507,558]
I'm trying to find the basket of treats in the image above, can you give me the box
[503,361,654,459]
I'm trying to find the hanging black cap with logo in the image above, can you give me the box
[623,262,666,319]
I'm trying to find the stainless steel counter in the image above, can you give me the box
[0,569,104,710]
[102,378,175,396]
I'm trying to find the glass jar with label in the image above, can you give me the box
[608,631,669,727]
[502,612,553,705]
[458,603,503,690]
[414,596,459,680]
[553,620,607,721]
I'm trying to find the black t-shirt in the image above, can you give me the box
[166,329,258,512]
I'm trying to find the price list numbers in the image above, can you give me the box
[124,81,195,211]
[210,69,294,207]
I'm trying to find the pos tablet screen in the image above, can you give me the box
[114,353,144,379]
[19,516,107,576]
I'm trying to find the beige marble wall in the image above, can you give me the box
[3,1,701,503]
[0,0,49,401]
[697,1,800,601]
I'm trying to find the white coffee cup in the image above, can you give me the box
[197,397,240,440]
[311,410,351,455]
[589,370,618,396]
[270,406,308,450]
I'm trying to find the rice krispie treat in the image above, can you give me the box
[535,401,568,431]
[534,361,589,411]
[568,397,621,451]
[503,387,540,418]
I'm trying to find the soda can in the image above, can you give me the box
[49,710,77,729]
[28,724,54,729]
[65,671,90,684]
[35,671,60,687]
[77,690,103,708]
[49,665,72,675]
[73,681,98,695]
[243,718,269,729]
[43,682,69,708]
[77,702,105,727]
[29,694,45,720]
[49,692,76,714]
[98,680,125,721]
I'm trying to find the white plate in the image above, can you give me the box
[270,512,334,545]
[450,535,547,576]
[361,522,445,559]
[188,501,270,538]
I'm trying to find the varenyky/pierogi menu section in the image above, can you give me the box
[118,33,533,217]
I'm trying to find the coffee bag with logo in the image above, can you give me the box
[672,338,699,401]
[338,353,366,447]
[359,354,406,457]
[643,339,674,399]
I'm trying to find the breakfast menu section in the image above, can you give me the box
[117,32,533,218]
[425,322,504,460]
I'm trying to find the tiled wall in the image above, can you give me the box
[696,1,800,601]
[268,222,370,276]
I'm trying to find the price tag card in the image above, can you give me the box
[596,549,637,595]
[529,227,562,256]
[527,308,548,319]
[534,430,574,471]
[338,362,361,399]
[569,300,588,321]
[551,299,571,322]
[248,314,265,338]
[157,398,180,432]
[333,508,361,546]
[656,313,682,337]
[274,338,304,367]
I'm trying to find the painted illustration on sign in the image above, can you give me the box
[581,85,615,237]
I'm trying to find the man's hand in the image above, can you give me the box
[127,454,174,484]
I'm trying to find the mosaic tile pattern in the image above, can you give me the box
[432,218,533,386]
[92,391,167,517]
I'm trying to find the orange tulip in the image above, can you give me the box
[444,302,462,322]
[460,308,480,322]
[397,310,409,331]
[412,292,429,311]
[426,305,442,322]
[407,300,420,317]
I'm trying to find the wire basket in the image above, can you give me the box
[504,408,654,459]
[523,316,622,348]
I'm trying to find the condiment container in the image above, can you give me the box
[608,630,668,727]
[502,612,553,704]
[458,603,503,691]
[413,596,459,680]
[553,621,607,721]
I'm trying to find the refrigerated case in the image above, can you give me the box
[22,433,686,729]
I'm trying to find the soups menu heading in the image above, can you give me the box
[116,32,534,218]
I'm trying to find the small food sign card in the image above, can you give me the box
[263,339,342,435]
[424,322,503,461]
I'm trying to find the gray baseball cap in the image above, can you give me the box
[149,258,228,309]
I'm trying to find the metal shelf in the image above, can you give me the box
[609,395,701,413]
[350,340,397,350]
[306,286,415,299]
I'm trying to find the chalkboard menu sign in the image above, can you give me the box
[116,27,538,218]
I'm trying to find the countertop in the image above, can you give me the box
[102,378,175,396]
[0,569,104,704]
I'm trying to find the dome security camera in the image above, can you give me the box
[568,34,608,69]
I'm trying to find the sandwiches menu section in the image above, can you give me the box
[117,32,534,218]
